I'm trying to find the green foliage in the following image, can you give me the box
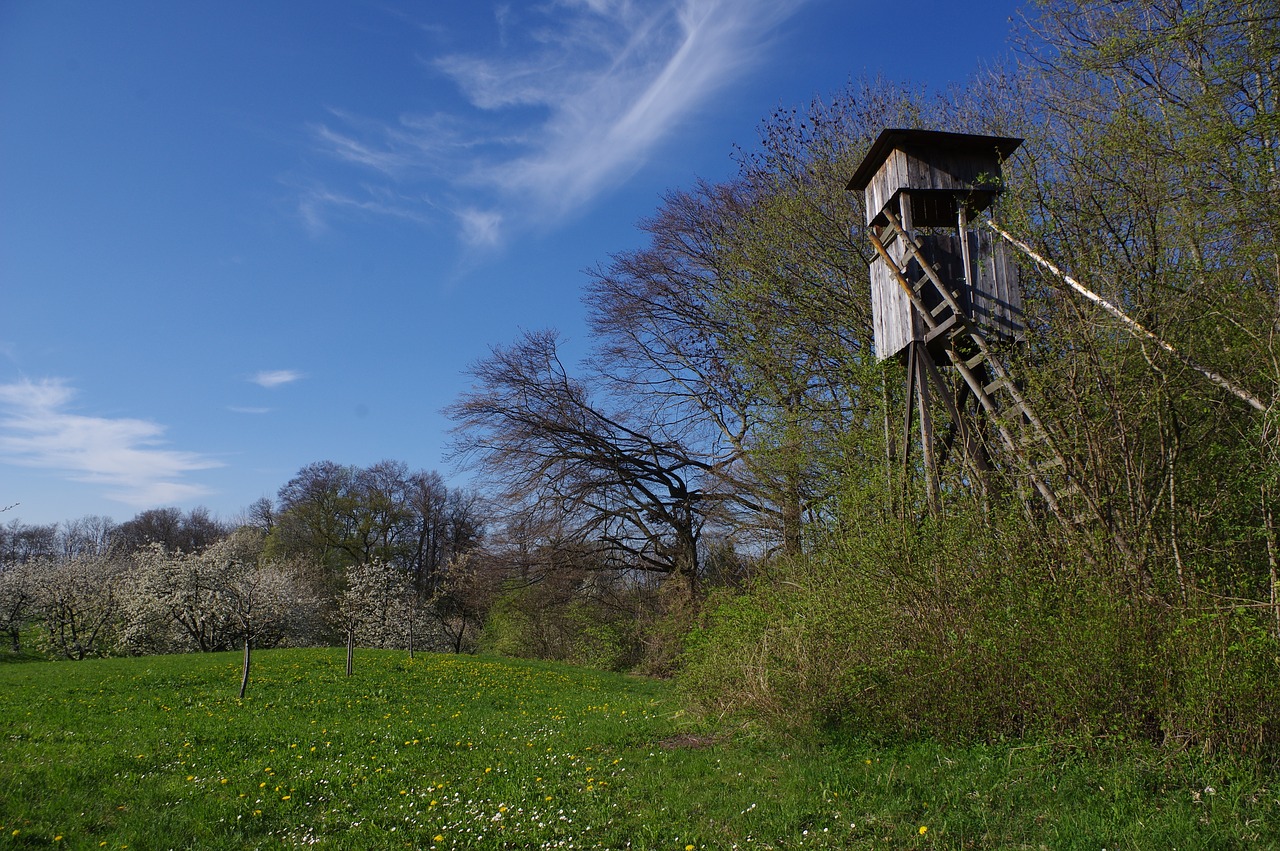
[681,500,1280,755]
[1162,609,1280,755]
[477,580,639,672]
[669,0,1280,775]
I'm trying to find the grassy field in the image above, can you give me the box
[0,649,1276,849]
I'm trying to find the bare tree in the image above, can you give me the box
[448,330,758,593]
[111,507,227,555]
[0,520,57,565]
[57,516,116,561]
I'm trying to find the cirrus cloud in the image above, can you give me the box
[0,378,221,508]
[304,0,809,245]
[250,369,304,389]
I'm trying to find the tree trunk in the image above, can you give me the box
[239,638,251,699]
[346,630,355,677]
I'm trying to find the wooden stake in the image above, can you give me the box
[239,639,251,700]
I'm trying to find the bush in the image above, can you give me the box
[678,506,1280,755]
[476,578,640,672]
[1162,609,1280,754]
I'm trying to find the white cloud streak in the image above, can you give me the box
[306,0,807,244]
[0,378,220,508]
[458,207,504,248]
[250,370,304,388]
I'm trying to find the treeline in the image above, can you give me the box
[0,461,487,660]
[0,458,674,671]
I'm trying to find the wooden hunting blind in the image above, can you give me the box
[847,128,1124,551]
[848,129,1024,362]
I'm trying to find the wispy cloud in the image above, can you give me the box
[458,207,504,248]
[295,184,432,237]
[0,378,220,507]
[250,370,304,389]
[304,0,807,245]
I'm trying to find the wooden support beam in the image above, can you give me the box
[879,207,1125,555]
[989,219,1267,413]
[915,343,941,516]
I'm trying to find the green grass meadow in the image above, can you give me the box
[0,649,1276,849]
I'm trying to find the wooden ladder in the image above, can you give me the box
[868,208,1107,536]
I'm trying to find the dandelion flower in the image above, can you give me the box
[919,825,928,835]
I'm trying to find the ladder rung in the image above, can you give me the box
[925,313,959,344]
[965,352,986,370]
[984,378,1007,395]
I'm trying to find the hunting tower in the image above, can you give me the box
[848,128,1024,361]
[848,129,1101,529]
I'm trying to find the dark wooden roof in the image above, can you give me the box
[847,129,1023,192]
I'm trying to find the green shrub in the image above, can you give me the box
[678,505,1280,756]
[1162,609,1280,754]
[476,580,639,672]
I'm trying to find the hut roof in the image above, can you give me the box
[847,128,1023,192]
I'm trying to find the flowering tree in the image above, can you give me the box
[118,529,271,654]
[230,560,320,698]
[30,556,123,660]
[336,560,413,675]
[0,562,35,652]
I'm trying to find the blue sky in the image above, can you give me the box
[0,0,1021,526]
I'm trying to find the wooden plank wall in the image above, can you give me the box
[919,231,1023,343]
[968,231,1024,342]
[870,238,921,361]
[864,150,909,225]
[864,148,1003,226]
[870,231,1023,361]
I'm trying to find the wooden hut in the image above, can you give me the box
[847,129,1024,361]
